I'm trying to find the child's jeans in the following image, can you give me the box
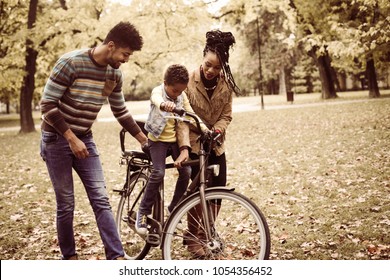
[139,140,191,215]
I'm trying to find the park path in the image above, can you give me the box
[0,95,387,132]
[95,95,386,122]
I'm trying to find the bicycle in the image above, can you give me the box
[115,110,271,260]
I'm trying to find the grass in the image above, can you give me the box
[0,114,41,128]
[226,98,390,260]
[0,91,389,260]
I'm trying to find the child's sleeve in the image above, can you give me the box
[150,86,165,110]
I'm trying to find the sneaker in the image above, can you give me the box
[135,211,148,235]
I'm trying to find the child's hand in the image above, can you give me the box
[174,149,189,168]
[161,101,176,112]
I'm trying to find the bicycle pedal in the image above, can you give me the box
[146,233,160,247]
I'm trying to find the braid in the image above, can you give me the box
[203,30,240,95]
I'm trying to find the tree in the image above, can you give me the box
[290,0,338,99]
[364,1,381,98]
[327,0,390,98]
[20,0,38,133]
[8,0,104,132]
[2,0,215,125]
[100,0,214,99]
[218,0,297,96]
[291,55,321,93]
[0,1,27,114]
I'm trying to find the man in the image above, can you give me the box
[39,21,148,260]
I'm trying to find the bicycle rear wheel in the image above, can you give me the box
[162,188,270,260]
[116,172,151,259]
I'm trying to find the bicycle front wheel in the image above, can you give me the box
[116,172,151,260]
[162,188,270,260]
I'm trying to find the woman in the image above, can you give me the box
[184,30,240,258]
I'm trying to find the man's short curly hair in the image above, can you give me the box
[164,64,189,86]
[104,21,143,51]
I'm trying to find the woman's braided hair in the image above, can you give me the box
[203,30,240,95]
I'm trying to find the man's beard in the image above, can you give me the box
[109,61,121,69]
[108,58,122,69]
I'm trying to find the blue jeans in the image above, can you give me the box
[139,140,191,215]
[40,131,124,260]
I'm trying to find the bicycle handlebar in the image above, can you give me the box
[170,108,222,146]
[170,108,205,138]
[120,128,126,154]
[120,108,221,155]
[172,107,186,116]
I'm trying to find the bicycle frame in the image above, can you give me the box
[118,109,223,247]
[118,129,200,246]
[117,110,271,260]
[163,109,223,246]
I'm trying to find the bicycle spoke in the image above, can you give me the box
[116,172,151,259]
[162,190,270,260]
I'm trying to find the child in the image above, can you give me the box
[136,64,197,235]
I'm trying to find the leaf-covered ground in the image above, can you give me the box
[0,94,389,260]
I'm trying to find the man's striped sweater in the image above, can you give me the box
[40,48,141,137]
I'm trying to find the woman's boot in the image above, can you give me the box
[183,205,206,258]
[196,202,221,251]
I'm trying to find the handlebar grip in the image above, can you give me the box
[213,133,222,146]
[120,128,126,152]
[172,107,185,116]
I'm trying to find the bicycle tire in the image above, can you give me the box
[162,188,271,260]
[116,172,151,260]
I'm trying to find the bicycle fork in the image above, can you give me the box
[198,150,214,247]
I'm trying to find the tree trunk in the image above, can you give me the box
[360,74,365,90]
[306,76,314,93]
[351,74,360,90]
[338,71,347,92]
[366,57,380,98]
[331,67,341,92]
[366,1,380,98]
[267,79,277,95]
[310,49,338,99]
[279,66,287,95]
[20,0,38,133]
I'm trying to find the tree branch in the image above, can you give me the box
[212,10,235,20]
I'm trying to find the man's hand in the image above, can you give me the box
[141,141,150,156]
[63,129,89,159]
[135,131,148,150]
